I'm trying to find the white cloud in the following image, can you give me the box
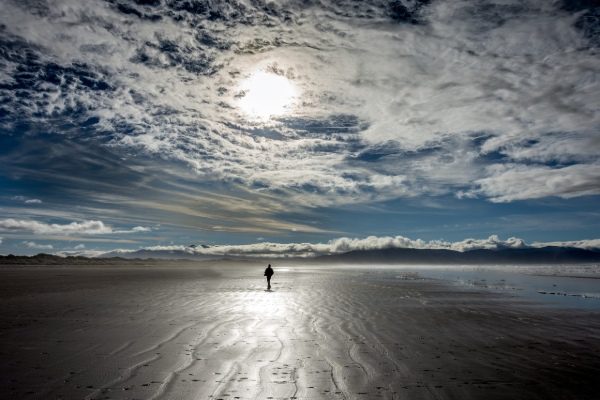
[468,163,600,202]
[122,226,151,234]
[23,241,53,250]
[54,249,106,258]
[101,234,598,259]
[533,239,600,250]
[0,0,597,207]
[0,218,150,235]
[12,196,42,204]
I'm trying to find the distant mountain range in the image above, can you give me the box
[316,246,600,264]
[0,253,160,265]
[98,248,217,261]
[1,246,599,265]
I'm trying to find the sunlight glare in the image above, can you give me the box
[238,70,298,120]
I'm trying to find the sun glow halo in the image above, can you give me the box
[238,70,298,120]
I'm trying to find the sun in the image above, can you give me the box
[237,70,298,120]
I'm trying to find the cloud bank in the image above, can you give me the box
[100,234,600,259]
[0,218,150,235]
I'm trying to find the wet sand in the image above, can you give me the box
[1,263,599,400]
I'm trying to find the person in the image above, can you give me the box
[264,264,274,290]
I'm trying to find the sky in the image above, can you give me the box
[0,0,599,257]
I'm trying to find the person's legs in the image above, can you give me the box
[267,276,271,290]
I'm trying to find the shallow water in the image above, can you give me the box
[361,265,600,310]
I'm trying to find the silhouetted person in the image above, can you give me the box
[264,264,274,290]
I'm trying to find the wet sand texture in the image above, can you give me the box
[1,264,599,400]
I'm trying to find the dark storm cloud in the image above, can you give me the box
[0,0,598,229]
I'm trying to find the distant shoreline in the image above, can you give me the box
[2,244,600,266]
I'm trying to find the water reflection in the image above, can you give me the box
[369,265,600,310]
[418,267,600,309]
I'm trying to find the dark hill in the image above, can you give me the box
[0,253,188,266]
[317,246,600,264]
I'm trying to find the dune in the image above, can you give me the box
[1,262,599,399]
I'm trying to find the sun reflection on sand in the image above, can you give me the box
[241,285,288,316]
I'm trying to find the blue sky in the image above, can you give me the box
[0,0,599,256]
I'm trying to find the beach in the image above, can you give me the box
[1,262,599,400]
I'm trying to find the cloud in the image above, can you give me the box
[532,239,600,250]
[100,234,599,259]
[0,218,150,235]
[127,226,151,233]
[0,135,337,235]
[54,249,106,258]
[0,0,597,211]
[12,196,42,204]
[467,163,600,202]
[23,241,53,250]
[217,234,528,256]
